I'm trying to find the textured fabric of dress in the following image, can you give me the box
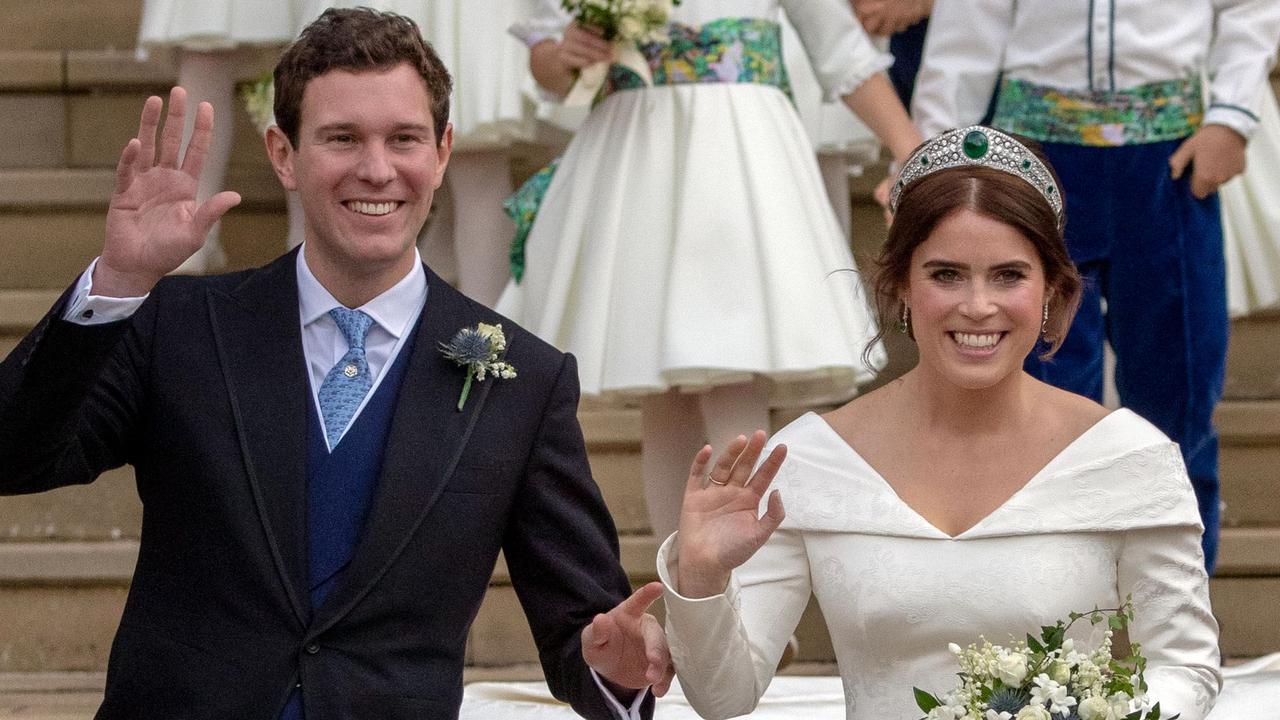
[497,0,891,406]
[137,0,296,53]
[1222,85,1280,316]
[660,410,1223,720]
[293,0,538,147]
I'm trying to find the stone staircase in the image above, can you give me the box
[1,4,1279,715]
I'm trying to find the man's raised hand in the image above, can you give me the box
[97,87,241,297]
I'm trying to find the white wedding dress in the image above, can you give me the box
[660,410,1230,720]
[496,0,888,406]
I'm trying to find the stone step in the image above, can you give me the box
[1224,311,1280,400]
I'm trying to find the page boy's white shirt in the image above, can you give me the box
[913,0,1280,139]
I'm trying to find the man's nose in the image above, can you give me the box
[356,144,395,184]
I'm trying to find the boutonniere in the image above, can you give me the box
[439,322,517,411]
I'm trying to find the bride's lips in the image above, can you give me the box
[949,331,1007,356]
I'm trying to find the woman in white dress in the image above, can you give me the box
[1221,83,1280,317]
[661,127,1223,720]
[291,1,538,305]
[501,0,922,541]
[137,0,296,272]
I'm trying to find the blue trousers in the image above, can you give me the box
[1023,140,1226,572]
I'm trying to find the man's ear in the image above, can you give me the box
[265,126,297,191]
[432,122,454,189]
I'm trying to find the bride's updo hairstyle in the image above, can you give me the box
[868,135,1082,361]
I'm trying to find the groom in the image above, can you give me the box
[0,8,668,720]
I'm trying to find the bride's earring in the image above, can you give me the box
[1040,300,1050,337]
[898,304,910,334]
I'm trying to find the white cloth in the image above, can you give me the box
[1222,83,1280,316]
[137,0,296,52]
[498,0,890,405]
[913,0,1280,139]
[293,1,538,147]
[660,410,1224,720]
[458,661,1280,720]
[781,16,879,159]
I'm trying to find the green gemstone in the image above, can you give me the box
[962,130,989,159]
[1021,158,1032,171]
[920,155,930,167]
[1046,185,1055,195]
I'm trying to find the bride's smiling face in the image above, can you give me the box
[904,209,1049,390]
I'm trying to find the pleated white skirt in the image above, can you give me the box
[496,83,885,404]
[1221,86,1280,317]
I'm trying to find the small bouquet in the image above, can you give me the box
[915,601,1177,720]
[559,0,680,105]
[439,323,516,411]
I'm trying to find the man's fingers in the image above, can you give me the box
[158,87,187,168]
[584,613,613,649]
[113,139,141,195]
[685,445,713,494]
[136,95,164,168]
[1168,137,1194,180]
[617,581,664,618]
[181,102,215,178]
[193,191,242,238]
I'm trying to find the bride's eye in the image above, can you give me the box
[929,268,961,283]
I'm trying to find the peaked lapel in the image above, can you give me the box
[310,268,498,634]
[207,250,310,628]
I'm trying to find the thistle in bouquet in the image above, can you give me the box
[559,0,680,105]
[914,599,1178,720]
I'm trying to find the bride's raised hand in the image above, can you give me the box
[675,430,787,599]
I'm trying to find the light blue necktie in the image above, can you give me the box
[317,307,375,449]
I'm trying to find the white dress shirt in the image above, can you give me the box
[913,0,1280,139]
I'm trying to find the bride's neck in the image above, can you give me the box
[899,365,1037,436]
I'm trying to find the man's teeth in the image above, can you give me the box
[953,332,1000,348]
[347,201,396,216]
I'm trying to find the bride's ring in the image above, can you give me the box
[707,474,729,486]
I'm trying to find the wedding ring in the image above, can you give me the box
[707,474,728,486]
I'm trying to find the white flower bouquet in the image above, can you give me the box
[915,601,1177,720]
[559,0,680,105]
[239,71,275,136]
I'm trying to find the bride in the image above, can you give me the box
[659,127,1222,720]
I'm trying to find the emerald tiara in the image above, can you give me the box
[888,126,1064,223]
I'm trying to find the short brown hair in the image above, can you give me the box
[273,7,452,146]
[867,146,1082,361]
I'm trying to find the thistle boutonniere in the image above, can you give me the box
[439,323,516,411]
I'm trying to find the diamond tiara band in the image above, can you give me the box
[888,126,1064,223]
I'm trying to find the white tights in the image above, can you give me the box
[640,380,771,539]
[173,49,239,274]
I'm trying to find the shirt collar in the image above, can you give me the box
[295,245,428,340]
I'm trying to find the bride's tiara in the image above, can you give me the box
[888,126,1064,223]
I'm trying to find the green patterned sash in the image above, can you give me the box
[992,76,1203,147]
[505,18,790,282]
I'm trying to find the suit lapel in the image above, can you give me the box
[207,250,310,628]
[310,268,497,634]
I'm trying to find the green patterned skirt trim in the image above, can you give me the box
[992,76,1203,147]
[506,18,790,282]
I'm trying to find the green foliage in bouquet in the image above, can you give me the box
[914,599,1177,720]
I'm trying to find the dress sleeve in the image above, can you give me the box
[509,0,570,48]
[911,0,1015,138]
[779,0,893,101]
[658,525,812,719]
[1116,524,1222,720]
[1204,0,1280,138]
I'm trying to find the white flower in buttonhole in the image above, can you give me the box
[1016,706,1051,720]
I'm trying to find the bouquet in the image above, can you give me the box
[559,0,680,105]
[240,71,275,136]
[915,601,1177,720]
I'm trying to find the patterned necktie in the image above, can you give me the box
[317,307,375,449]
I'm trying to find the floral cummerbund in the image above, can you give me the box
[992,76,1203,147]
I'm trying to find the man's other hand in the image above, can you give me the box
[582,581,674,697]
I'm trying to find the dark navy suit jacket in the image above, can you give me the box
[0,249,644,720]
